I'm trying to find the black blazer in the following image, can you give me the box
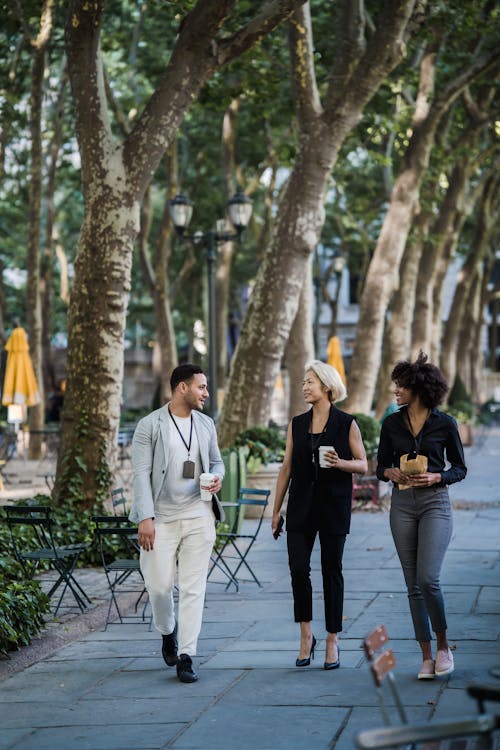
[286,405,355,534]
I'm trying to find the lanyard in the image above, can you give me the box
[406,411,428,458]
[309,410,330,451]
[169,409,193,457]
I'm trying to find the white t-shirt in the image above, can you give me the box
[154,414,213,523]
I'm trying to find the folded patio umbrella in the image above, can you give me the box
[326,335,346,385]
[1,326,41,407]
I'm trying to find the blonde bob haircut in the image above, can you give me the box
[305,360,347,404]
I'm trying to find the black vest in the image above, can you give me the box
[287,405,354,534]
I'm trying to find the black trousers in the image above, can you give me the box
[287,524,346,633]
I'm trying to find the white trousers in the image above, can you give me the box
[140,515,216,656]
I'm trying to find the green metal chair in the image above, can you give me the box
[92,515,150,629]
[355,624,500,750]
[110,487,128,516]
[208,487,270,591]
[3,504,92,614]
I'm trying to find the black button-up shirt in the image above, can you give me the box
[376,407,467,486]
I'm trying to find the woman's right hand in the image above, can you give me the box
[384,467,409,484]
[271,512,282,537]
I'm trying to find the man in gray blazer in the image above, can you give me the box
[130,363,225,683]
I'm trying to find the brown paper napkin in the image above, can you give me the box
[398,453,428,490]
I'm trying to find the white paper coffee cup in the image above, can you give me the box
[318,446,334,468]
[200,472,215,501]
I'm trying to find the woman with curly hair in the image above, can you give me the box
[376,352,466,680]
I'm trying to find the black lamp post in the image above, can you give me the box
[168,190,253,419]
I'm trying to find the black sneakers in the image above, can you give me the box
[161,623,178,667]
[176,653,198,683]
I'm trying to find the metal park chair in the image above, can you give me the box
[92,515,150,630]
[208,487,270,592]
[3,504,92,614]
[355,624,500,750]
[110,487,128,516]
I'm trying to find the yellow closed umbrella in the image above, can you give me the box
[326,335,346,385]
[2,326,41,407]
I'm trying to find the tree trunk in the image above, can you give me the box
[440,174,498,387]
[347,42,459,413]
[41,71,67,398]
[429,206,470,362]
[456,270,481,394]
[216,98,239,389]
[57,0,307,505]
[218,0,419,446]
[345,42,499,413]
[27,1,55,459]
[471,255,495,403]
[412,159,470,357]
[54,196,138,505]
[375,210,431,418]
[284,263,315,419]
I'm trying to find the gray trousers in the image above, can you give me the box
[390,486,453,642]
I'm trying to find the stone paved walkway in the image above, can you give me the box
[0,428,499,749]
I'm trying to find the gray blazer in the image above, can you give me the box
[129,404,225,524]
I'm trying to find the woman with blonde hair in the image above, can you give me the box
[272,360,367,669]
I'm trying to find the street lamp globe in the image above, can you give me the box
[226,190,253,233]
[168,194,193,235]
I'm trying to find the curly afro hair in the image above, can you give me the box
[391,351,448,410]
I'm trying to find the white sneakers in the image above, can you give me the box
[435,647,454,676]
[418,658,436,679]
[418,648,454,679]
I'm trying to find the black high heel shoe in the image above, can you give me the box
[324,644,340,670]
[296,635,317,667]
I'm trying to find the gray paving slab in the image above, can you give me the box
[336,706,430,750]
[1,429,499,750]
[0,696,211,728]
[82,667,245,700]
[171,704,349,750]
[0,724,184,750]
[477,587,500,613]
[0,658,133,703]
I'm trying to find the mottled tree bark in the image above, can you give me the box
[345,42,498,414]
[216,99,239,389]
[470,254,495,403]
[456,271,481,394]
[218,0,419,446]
[57,0,307,505]
[41,72,67,398]
[412,86,495,359]
[137,146,180,406]
[375,210,432,418]
[26,1,55,458]
[440,173,499,388]
[284,263,315,419]
[412,159,470,357]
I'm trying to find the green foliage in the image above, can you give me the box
[0,557,50,656]
[0,495,108,569]
[214,521,231,551]
[443,401,476,424]
[59,410,112,508]
[448,375,472,408]
[353,413,381,459]
[445,375,475,424]
[234,426,286,472]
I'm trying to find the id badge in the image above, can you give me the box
[182,460,195,479]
